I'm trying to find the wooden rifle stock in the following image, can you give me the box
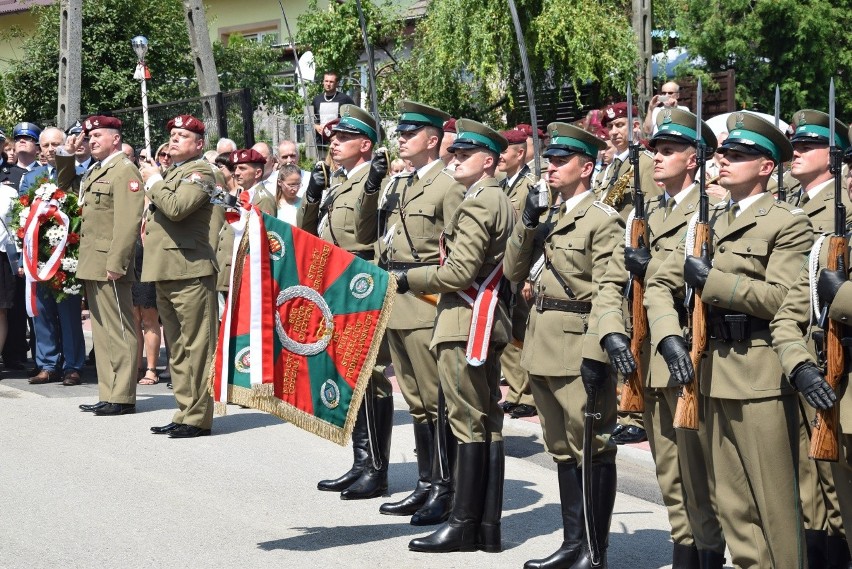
[809,239,847,461]
[620,216,647,412]
[673,222,709,430]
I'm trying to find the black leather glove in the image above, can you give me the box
[658,335,694,385]
[305,162,329,203]
[522,180,549,228]
[684,252,711,289]
[365,148,389,194]
[392,270,409,294]
[790,363,836,410]
[601,333,637,376]
[580,358,609,395]
[624,236,651,278]
[818,265,847,306]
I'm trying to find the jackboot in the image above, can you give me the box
[671,543,700,569]
[411,408,456,526]
[409,442,487,553]
[524,462,585,569]
[697,549,725,569]
[341,394,394,500]
[478,440,505,552]
[825,534,851,568]
[806,529,828,569]
[380,421,433,515]
[317,402,369,491]
[568,462,617,569]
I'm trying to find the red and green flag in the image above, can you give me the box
[211,210,394,445]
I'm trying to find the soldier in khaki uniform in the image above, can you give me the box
[60,116,143,415]
[784,109,852,568]
[505,123,629,568]
[139,114,219,438]
[603,109,726,567]
[298,105,394,501]
[645,112,812,568]
[598,102,663,445]
[396,120,513,554]
[355,101,464,525]
[496,128,537,419]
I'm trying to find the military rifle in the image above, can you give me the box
[774,85,786,202]
[810,78,845,461]
[674,79,707,431]
[620,83,645,413]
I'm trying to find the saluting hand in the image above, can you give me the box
[602,333,636,376]
[658,335,694,385]
[790,363,836,410]
[522,180,549,228]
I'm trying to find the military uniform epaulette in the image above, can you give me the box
[592,200,618,217]
[770,198,806,216]
[710,202,728,211]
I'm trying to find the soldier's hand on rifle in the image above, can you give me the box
[365,148,389,195]
[601,333,636,375]
[624,236,651,278]
[305,161,330,204]
[392,270,409,294]
[522,180,549,228]
[580,358,609,395]
[818,263,847,305]
[658,335,694,385]
[684,252,712,289]
[790,363,837,410]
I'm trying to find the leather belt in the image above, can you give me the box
[381,260,438,271]
[709,309,769,342]
[535,295,592,314]
[352,250,375,261]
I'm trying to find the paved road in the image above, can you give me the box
[0,359,725,569]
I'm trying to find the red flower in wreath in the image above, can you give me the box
[16,227,24,239]
[67,232,80,245]
[54,271,67,284]
[54,190,66,201]
[19,195,29,206]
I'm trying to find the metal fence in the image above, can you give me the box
[101,88,255,153]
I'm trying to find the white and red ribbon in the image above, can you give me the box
[21,198,70,317]
[458,263,504,367]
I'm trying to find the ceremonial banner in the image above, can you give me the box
[211,210,394,445]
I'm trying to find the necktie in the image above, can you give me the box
[607,158,624,190]
[727,203,740,225]
[799,193,810,206]
[664,198,675,220]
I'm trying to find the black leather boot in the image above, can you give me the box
[341,395,394,500]
[317,403,369,491]
[806,529,828,569]
[568,462,617,569]
[380,421,433,515]
[697,549,725,569]
[672,543,700,568]
[524,462,585,569]
[411,408,456,526]
[478,440,505,552]
[825,534,851,569]
[409,442,487,553]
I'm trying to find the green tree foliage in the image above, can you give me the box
[673,0,852,117]
[2,0,287,123]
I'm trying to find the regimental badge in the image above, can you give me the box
[268,231,284,261]
[349,273,374,299]
[343,108,351,118]
[241,151,248,159]
[93,119,100,127]
[734,113,745,129]
[551,127,559,138]
[129,180,140,192]
[234,346,251,373]
[84,120,92,130]
[798,111,807,126]
[320,379,341,409]
[175,116,184,127]
[662,109,673,124]
[190,172,202,182]
[606,108,616,119]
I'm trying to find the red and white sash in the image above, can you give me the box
[21,198,70,316]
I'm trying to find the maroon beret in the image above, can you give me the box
[500,129,528,145]
[595,127,609,141]
[166,114,205,135]
[601,103,639,127]
[83,116,122,133]
[514,123,545,139]
[443,118,457,134]
[322,118,340,139]
[230,148,266,165]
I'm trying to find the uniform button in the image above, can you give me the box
[145,231,149,235]
[654,245,660,251]
[712,298,719,303]
[746,246,752,252]
[568,242,572,247]
[719,246,726,252]
[419,209,423,213]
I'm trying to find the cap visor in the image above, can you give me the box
[717,141,767,156]
[542,147,580,158]
[447,141,481,153]
[396,122,427,133]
